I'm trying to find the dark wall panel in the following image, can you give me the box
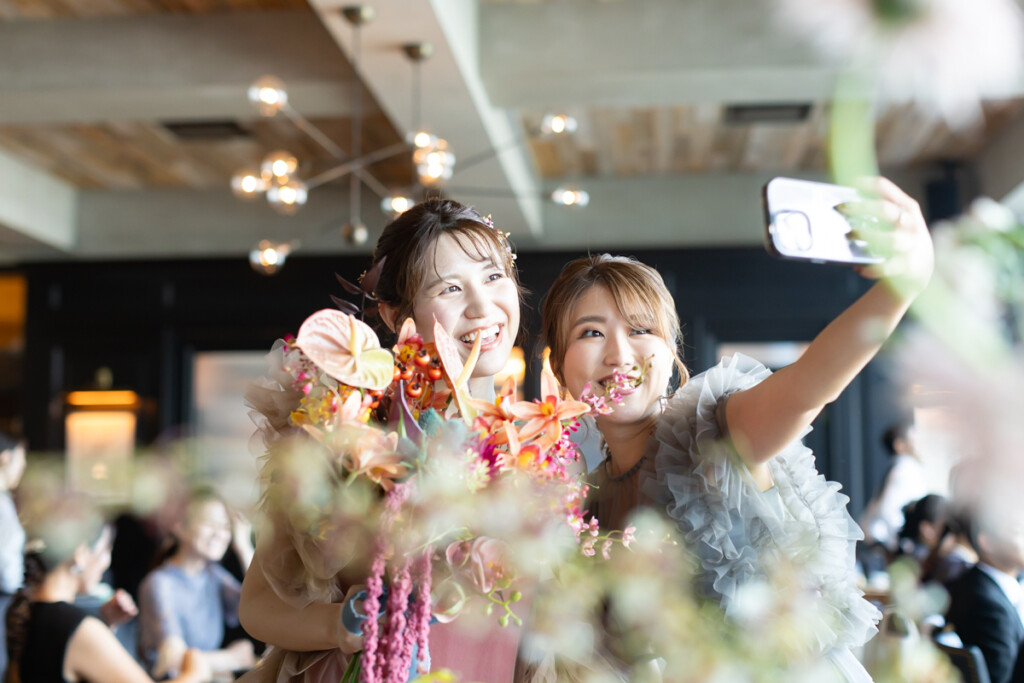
[22,248,900,515]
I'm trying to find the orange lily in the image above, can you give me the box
[509,369,589,452]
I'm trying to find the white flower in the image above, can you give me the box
[772,0,1024,127]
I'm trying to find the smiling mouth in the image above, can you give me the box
[598,376,639,394]
[458,324,502,349]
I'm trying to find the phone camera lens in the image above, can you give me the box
[775,211,812,252]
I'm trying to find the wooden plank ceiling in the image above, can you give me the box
[0,0,309,19]
[2,0,1022,191]
[0,114,412,190]
[0,0,415,191]
[525,99,1024,179]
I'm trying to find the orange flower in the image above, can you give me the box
[509,370,589,452]
[467,376,518,444]
[343,429,407,491]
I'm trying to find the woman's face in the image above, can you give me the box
[560,285,674,426]
[411,233,520,379]
[181,500,232,563]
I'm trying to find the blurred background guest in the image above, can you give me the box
[4,492,209,683]
[138,486,255,680]
[945,513,1024,683]
[861,420,931,552]
[0,432,25,676]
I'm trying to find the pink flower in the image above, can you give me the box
[445,536,510,595]
[294,310,394,390]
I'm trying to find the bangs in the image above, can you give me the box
[446,223,514,275]
[604,272,673,343]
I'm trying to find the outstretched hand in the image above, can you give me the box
[838,177,935,299]
[99,588,138,628]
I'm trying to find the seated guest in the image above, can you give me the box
[895,494,948,563]
[921,508,977,587]
[138,486,255,679]
[5,493,208,683]
[945,513,1024,683]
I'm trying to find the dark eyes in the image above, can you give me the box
[439,272,504,296]
[577,328,651,339]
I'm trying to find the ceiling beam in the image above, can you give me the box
[309,0,543,236]
[0,148,76,254]
[0,11,361,124]
[74,185,386,259]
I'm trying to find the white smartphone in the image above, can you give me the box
[762,177,884,265]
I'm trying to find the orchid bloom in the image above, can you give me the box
[510,369,589,452]
[342,429,408,491]
[467,376,518,444]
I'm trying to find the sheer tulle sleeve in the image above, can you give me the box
[245,341,350,610]
[642,353,880,655]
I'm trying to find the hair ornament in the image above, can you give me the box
[481,214,517,264]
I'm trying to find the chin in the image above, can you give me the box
[473,349,512,378]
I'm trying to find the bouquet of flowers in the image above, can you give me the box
[247,308,605,683]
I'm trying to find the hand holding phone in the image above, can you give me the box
[762,177,885,265]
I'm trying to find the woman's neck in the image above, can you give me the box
[170,549,209,575]
[598,413,658,477]
[34,569,78,604]
[468,376,496,402]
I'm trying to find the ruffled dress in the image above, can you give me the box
[593,354,880,682]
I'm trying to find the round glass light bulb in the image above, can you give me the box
[266,180,308,215]
[412,130,438,149]
[551,187,590,207]
[248,76,289,117]
[249,239,291,275]
[231,167,268,200]
[261,151,299,184]
[541,113,578,135]
[381,195,414,215]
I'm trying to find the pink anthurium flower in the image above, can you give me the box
[294,310,394,390]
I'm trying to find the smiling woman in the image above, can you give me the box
[372,200,523,400]
[238,198,527,683]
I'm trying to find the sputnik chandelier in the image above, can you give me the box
[237,5,587,274]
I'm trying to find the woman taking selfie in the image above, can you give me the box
[540,178,933,681]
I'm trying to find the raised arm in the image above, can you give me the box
[724,178,934,479]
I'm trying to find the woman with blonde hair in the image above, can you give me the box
[541,178,934,680]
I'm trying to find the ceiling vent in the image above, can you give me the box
[161,120,250,141]
[723,103,812,124]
